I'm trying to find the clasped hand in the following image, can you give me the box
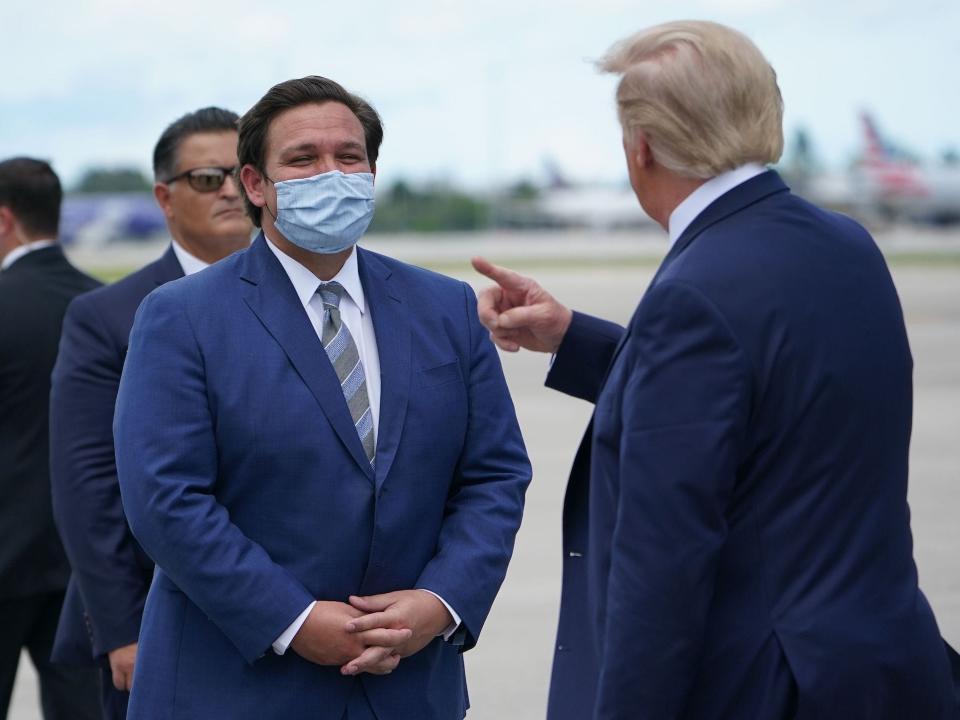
[289,590,453,677]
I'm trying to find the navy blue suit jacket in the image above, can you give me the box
[545,172,958,719]
[50,246,183,663]
[0,246,100,602]
[114,236,530,720]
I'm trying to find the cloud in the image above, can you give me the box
[2,0,957,186]
[697,0,787,10]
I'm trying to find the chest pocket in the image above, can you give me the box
[417,359,462,388]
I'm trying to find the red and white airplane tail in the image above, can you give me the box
[859,112,928,199]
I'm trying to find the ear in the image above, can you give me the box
[153,183,175,220]
[630,129,655,169]
[370,163,377,183]
[240,164,267,208]
[0,206,22,259]
[0,206,14,237]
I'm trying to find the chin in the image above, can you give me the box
[212,219,254,240]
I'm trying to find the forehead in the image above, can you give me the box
[265,102,365,158]
[175,131,239,169]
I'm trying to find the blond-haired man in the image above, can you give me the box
[474,20,958,720]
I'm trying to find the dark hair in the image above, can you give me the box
[237,76,384,226]
[153,107,240,181]
[0,157,62,238]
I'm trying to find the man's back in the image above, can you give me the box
[0,246,100,599]
[588,172,955,717]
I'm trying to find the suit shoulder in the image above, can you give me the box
[141,250,241,308]
[0,271,19,297]
[674,192,875,280]
[0,260,97,297]
[362,248,467,294]
[72,265,149,309]
[67,256,174,327]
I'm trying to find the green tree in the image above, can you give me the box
[370,179,490,233]
[74,167,152,193]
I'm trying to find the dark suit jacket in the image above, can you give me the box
[544,171,958,719]
[0,245,100,602]
[50,246,183,663]
[114,235,531,720]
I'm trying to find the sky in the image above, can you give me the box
[1,0,957,190]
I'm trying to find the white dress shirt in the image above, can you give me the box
[667,163,767,248]
[264,238,460,655]
[170,239,210,277]
[1,238,56,271]
[266,239,381,438]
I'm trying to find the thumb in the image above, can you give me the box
[497,304,544,330]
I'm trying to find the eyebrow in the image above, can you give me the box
[337,141,366,153]
[279,141,366,157]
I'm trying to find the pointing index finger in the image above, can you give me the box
[470,257,527,292]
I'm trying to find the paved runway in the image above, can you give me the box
[11,236,960,719]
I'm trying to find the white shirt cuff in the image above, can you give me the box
[419,589,462,641]
[272,601,316,655]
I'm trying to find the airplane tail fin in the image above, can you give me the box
[861,112,893,166]
[859,112,927,197]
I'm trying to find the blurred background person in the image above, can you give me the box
[48,107,251,719]
[0,157,101,720]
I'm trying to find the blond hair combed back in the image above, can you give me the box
[600,20,784,178]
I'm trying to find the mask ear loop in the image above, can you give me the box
[260,170,279,221]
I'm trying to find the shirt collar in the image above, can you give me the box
[171,240,210,276]
[667,163,767,247]
[265,237,365,314]
[1,239,56,271]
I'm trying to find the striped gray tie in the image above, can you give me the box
[318,282,375,466]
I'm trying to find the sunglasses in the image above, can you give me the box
[164,166,237,193]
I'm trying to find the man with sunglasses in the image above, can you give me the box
[49,107,251,720]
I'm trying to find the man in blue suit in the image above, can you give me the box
[114,76,530,720]
[474,20,959,720]
[50,106,253,719]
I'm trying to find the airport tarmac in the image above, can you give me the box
[10,232,960,719]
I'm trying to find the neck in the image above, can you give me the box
[643,166,708,231]
[0,234,52,265]
[263,226,351,280]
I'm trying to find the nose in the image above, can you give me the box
[219,172,240,199]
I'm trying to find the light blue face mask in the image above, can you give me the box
[269,170,375,254]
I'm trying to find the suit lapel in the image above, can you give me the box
[358,248,410,491]
[598,171,791,388]
[238,235,375,483]
[152,245,185,286]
